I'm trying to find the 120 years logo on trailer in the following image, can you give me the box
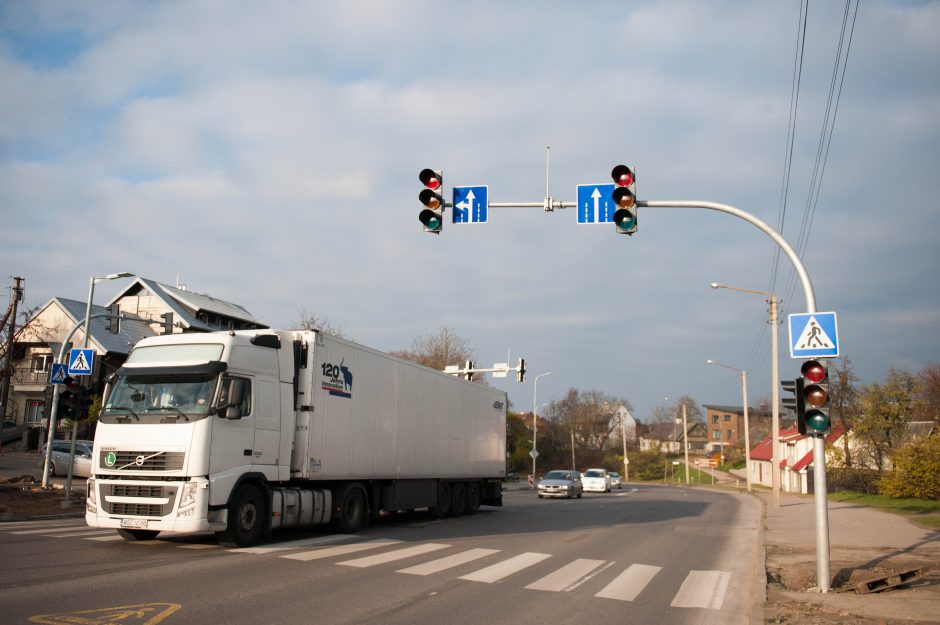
[321,359,353,398]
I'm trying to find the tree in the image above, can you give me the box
[549,388,630,469]
[853,368,923,470]
[389,327,476,375]
[916,362,940,425]
[829,355,860,466]
[294,307,351,340]
[877,433,940,499]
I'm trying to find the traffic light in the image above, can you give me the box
[610,165,637,235]
[516,357,526,383]
[418,168,444,234]
[106,304,121,334]
[161,312,174,335]
[781,378,806,428]
[800,359,830,434]
[58,376,81,421]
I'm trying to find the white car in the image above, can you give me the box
[39,440,94,478]
[608,471,623,489]
[581,468,611,493]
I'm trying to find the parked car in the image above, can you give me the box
[2,419,25,444]
[608,471,622,489]
[537,470,583,499]
[504,472,520,482]
[581,468,611,493]
[39,440,94,478]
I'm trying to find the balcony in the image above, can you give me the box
[10,368,49,388]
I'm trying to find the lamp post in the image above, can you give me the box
[531,372,553,481]
[710,282,780,507]
[707,359,752,492]
[60,272,133,504]
[665,396,689,484]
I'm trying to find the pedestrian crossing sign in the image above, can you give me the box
[68,348,94,375]
[788,312,839,359]
[49,363,68,384]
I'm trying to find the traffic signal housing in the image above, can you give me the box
[106,304,121,334]
[800,359,830,434]
[611,165,637,235]
[58,376,82,421]
[781,378,806,431]
[161,312,174,335]
[516,357,526,383]
[418,168,444,234]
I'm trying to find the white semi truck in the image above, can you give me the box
[85,329,507,546]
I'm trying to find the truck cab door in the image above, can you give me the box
[209,375,254,478]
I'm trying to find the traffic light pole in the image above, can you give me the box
[639,199,830,592]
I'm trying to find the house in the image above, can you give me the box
[639,421,708,453]
[702,403,773,453]
[3,277,265,447]
[749,424,845,495]
[606,403,637,444]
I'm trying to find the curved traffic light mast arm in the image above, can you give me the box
[638,200,816,314]
[41,312,110,488]
[639,198,830,592]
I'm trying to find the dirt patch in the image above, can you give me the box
[0,475,85,520]
[765,545,940,624]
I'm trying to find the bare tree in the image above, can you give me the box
[829,355,860,466]
[389,327,476,375]
[294,307,351,340]
[916,362,940,425]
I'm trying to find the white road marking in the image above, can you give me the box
[338,543,450,568]
[595,563,662,601]
[525,558,608,592]
[670,570,732,609]
[397,548,501,576]
[458,552,552,584]
[281,539,403,562]
[229,534,357,554]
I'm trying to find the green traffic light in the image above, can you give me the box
[613,208,637,234]
[805,409,830,432]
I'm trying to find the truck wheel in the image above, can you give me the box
[466,482,481,514]
[331,485,367,532]
[217,484,265,547]
[429,482,451,518]
[450,483,467,517]
[117,529,160,541]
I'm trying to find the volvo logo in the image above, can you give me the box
[135,455,145,466]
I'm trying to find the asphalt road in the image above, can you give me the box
[0,484,762,625]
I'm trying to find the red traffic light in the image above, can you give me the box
[801,359,827,384]
[419,168,442,190]
[611,165,634,187]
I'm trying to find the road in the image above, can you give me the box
[0,484,762,625]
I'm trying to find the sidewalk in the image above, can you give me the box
[758,489,940,624]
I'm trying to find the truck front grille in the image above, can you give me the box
[104,483,179,517]
[100,451,185,471]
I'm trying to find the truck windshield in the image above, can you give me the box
[102,373,217,424]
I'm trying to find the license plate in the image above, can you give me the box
[120,518,148,529]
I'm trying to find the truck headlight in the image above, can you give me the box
[86,478,97,514]
[179,482,197,509]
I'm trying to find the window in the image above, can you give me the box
[26,400,44,424]
[723,414,731,421]
[218,376,252,417]
[712,415,719,424]
[726,430,733,440]
[712,429,721,440]
[31,354,52,372]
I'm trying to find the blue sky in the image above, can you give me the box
[2,1,938,422]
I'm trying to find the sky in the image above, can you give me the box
[2,0,938,423]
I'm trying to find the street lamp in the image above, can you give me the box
[531,371,553,482]
[665,396,689,484]
[706,359,752,492]
[710,282,780,507]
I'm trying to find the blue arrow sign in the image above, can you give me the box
[577,183,615,224]
[49,363,69,385]
[68,348,94,375]
[452,185,488,223]
[789,312,839,358]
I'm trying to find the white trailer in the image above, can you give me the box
[85,329,506,546]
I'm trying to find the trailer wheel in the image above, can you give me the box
[466,482,481,514]
[429,482,452,518]
[331,485,367,532]
[117,529,160,541]
[450,482,467,517]
[217,483,265,547]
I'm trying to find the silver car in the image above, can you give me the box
[537,470,583,499]
[609,471,623,489]
[39,440,94,478]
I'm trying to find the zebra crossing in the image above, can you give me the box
[0,519,733,610]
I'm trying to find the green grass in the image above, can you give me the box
[829,491,940,529]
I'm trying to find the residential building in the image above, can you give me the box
[702,403,773,453]
[639,421,708,453]
[749,424,845,495]
[3,277,265,448]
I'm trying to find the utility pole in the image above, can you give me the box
[0,276,25,451]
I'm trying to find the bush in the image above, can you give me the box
[827,467,881,495]
[628,449,667,481]
[878,435,940,500]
